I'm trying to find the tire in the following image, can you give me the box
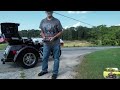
[112,74,116,79]
[16,50,39,69]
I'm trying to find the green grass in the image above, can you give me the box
[63,40,95,47]
[75,48,120,79]
[0,43,7,50]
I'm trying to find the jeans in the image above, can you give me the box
[42,43,60,75]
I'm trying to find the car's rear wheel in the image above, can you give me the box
[112,74,116,79]
[16,50,39,69]
[23,53,36,66]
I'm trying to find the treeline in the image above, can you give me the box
[19,25,120,46]
[19,29,40,38]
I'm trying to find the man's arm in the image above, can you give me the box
[50,20,63,41]
[40,30,45,39]
[53,31,63,39]
[50,30,63,41]
[39,19,45,39]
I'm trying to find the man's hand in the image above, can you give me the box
[49,37,55,42]
[43,37,45,40]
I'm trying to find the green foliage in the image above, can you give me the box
[19,29,40,38]
[63,25,120,46]
[0,43,7,50]
[18,25,120,46]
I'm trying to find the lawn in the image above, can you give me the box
[75,48,120,79]
[63,40,95,47]
[0,43,7,50]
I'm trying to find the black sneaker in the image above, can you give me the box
[51,74,57,79]
[38,71,48,76]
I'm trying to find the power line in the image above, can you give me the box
[53,11,95,27]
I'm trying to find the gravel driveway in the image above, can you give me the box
[0,47,120,79]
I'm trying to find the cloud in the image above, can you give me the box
[73,22,81,27]
[64,22,81,29]
[64,26,69,29]
[67,11,90,14]
[113,24,120,26]
[118,24,120,26]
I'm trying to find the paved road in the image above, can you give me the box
[0,46,120,79]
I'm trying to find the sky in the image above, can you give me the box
[0,11,120,34]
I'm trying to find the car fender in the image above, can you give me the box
[14,46,40,62]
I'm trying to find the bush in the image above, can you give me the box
[117,39,120,46]
[94,40,102,46]
[102,39,116,46]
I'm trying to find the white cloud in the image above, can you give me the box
[64,22,81,29]
[118,24,120,26]
[73,22,81,27]
[68,11,90,14]
[64,26,69,29]
[114,24,120,26]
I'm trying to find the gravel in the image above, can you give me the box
[1,47,120,79]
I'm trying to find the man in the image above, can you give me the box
[38,11,63,79]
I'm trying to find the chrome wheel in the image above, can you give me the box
[23,53,36,66]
